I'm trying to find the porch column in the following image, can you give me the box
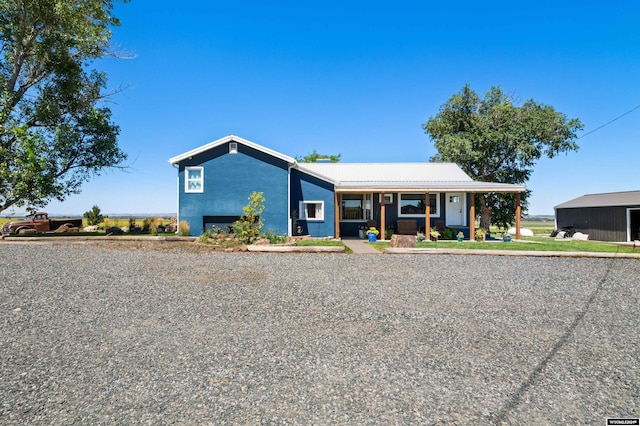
[380,195,386,240]
[469,192,475,241]
[515,192,521,240]
[425,192,431,238]
[335,192,340,239]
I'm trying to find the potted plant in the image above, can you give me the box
[430,228,441,241]
[456,231,464,242]
[503,232,512,242]
[475,228,486,241]
[358,226,366,239]
[366,227,379,242]
[416,232,425,242]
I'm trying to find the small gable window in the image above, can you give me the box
[229,142,238,154]
[185,166,204,193]
[299,201,324,221]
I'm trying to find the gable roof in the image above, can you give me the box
[168,135,296,165]
[555,190,640,209]
[297,162,526,193]
[168,135,526,193]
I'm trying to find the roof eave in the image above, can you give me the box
[168,135,296,165]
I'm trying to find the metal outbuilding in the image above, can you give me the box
[555,190,640,242]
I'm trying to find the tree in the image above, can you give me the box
[424,84,583,229]
[232,191,265,243]
[296,149,341,163]
[83,204,103,226]
[0,0,128,213]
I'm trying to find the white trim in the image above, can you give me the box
[398,193,440,218]
[299,201,324,221]
[339,193,373,222]
[287,166,292,236]
[627,207,640,242]
[169,135,296,165]
[185,166,204,193]
[445,192,466,226]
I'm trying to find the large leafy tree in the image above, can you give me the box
[424,84,583,229]
[0,0,127,212]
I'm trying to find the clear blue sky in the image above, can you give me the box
[35,0,640,216]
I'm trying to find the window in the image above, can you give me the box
[299,201,324,221]
[381,193,393,204]
[185,166,203,193]
[398,193,439,217]
[340,194,372,221]
[229,142,238,154]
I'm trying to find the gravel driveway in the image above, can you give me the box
[1,241,638,425]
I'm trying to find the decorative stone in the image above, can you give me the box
[390,234,416,248]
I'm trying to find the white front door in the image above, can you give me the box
[446,193,465,226]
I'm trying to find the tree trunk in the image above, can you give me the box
[479,195,492,230]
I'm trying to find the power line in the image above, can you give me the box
[578,103,640,139]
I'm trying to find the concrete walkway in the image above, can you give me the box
[341,238,381,254]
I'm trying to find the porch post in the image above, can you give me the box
[515,192,521,240]
[380,194,386,240]
[335,192,340,239]
[425,192,431,239]
[469,192,475,241]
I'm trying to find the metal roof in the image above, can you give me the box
[555,190,640,209]
[297,162,526,193]
[168,135,526,193]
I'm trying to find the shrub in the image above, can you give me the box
[178,220,190,236]
[262,230,289,244]
[232,191,265,243]
[83,205,103,226]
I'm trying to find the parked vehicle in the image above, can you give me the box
[1,212,83,235]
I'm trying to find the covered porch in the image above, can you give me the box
[333,184,526,241]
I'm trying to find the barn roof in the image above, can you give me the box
[555,190,640,209]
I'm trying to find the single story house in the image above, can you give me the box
[555,190,640,242]
[168,135,527,239]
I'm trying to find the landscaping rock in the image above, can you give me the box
[390,234,416,248]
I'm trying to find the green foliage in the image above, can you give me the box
[424,84,583,229]
[83,205,103,226]
[442,228,454,240]
[232,191,265,243]
[262,230,289,244]
[199,229,213,243]
[295,149,341,163]
[0,0,128,212]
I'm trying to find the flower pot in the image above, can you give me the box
[367,233,377,242]
[503,236,512,242]
[457,237,463,242]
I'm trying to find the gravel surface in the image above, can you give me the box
[1,240,638,425]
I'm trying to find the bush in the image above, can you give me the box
[178,220,190,236]
[83,205,103,226]
[262,230,289,244]
[232,191,265,243]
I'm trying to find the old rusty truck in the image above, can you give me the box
[1,212,83,235]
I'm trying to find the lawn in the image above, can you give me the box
[370,237,639,254]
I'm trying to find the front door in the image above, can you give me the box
[446,193,465,226]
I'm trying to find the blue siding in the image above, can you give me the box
[290,169,335,237]
[177,143,290,236]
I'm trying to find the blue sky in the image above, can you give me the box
[34,0,640,216]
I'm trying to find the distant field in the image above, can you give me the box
[0,216,174,229]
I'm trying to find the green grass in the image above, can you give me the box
[296,239,351,253]
[371,237,639,254]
